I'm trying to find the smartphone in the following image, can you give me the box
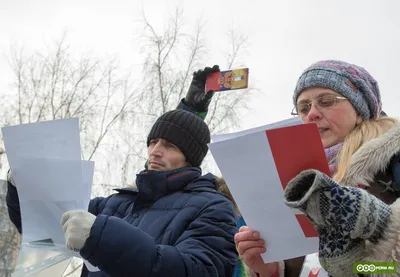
[205,68,249,92]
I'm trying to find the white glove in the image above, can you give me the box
[61,210,96,252]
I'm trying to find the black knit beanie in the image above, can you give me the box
[147,110,210,167]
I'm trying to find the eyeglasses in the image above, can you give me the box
[291,95,348,117]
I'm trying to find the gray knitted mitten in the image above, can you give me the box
[283,169,391,277]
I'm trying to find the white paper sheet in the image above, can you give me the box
[2,118,98,275]
[211,117,302,143]
[12,156,84,201]
[11,157,93,246]
[2,118,81,165]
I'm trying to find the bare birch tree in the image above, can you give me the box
[0,7,257,277]
[115,8,257,184]
[0,33,140,276]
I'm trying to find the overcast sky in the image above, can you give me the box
[1,0,399,129]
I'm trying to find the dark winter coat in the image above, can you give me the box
[7,167,238,277]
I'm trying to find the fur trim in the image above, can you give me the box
[127,183,137,189]
[363,198,400,276]
[342,123,400,187]
[215,176,239,213]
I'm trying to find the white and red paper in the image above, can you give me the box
[209,118,330,262]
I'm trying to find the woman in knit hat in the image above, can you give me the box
[235,60,400,277]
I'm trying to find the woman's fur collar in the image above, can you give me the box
[341,123,400,187]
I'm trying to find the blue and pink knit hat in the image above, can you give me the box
[293,60,382,119]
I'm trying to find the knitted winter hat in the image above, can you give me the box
[293,60,382,119]
[147,110,210,167]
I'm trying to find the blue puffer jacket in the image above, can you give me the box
[7,167,238,277]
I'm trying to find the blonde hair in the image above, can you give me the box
[333,117,399,183]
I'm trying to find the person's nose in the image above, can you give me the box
[304,104,322,122]
[149,141,164,157]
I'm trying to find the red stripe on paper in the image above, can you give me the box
[265,123,330,238]
[265,123,330,189]
[295,214,319,237]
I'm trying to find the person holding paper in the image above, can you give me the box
[235,60,400,277]
[7,64,249,277]
[7,109,238,277]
